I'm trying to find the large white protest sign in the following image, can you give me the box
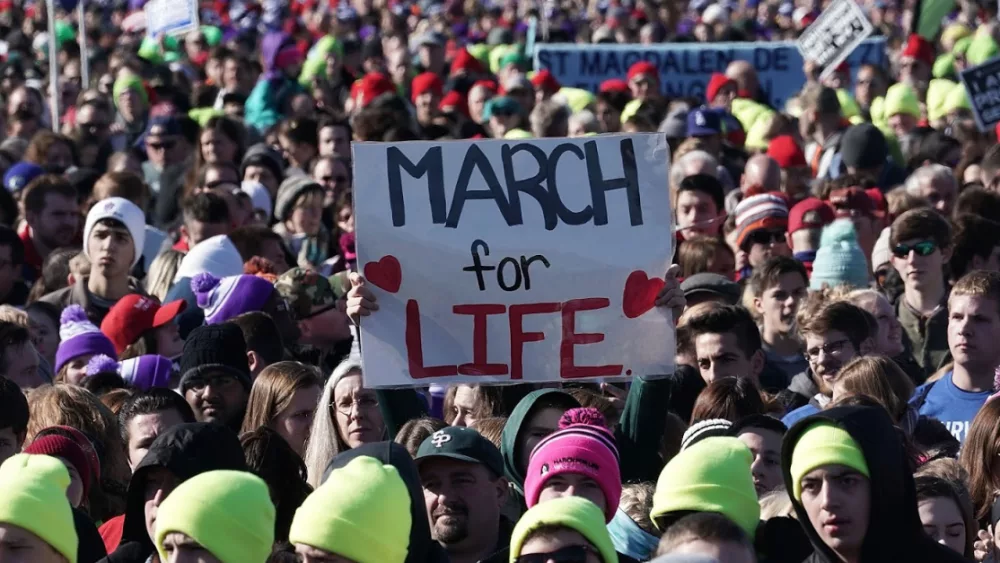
[145,0,199,39]
[353,135,675,388]
[797,0,873,79]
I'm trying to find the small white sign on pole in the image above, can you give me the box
[144,0,199,39]
[797,0,874,79]
[353,134,676,388]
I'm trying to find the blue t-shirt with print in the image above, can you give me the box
[782,403,821,428]
[911,371,991,443]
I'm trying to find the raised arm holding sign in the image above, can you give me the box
[352,134,677,388]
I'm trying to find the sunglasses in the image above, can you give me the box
[147,140,177,151]
[515,545,597,563]
[892,241,936,258]
[748,230,786,246]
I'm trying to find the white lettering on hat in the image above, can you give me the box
[431,430,452,448]
[696,111,706,126]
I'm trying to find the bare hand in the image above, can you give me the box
[975,527,996,562]
[346,272,378,325]
[654,264,685,320]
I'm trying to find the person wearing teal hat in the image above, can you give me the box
[482,96,524,139]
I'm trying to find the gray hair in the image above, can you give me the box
[302,357,363,487]
[568,110,599,135]
[670,150,719,188]
[904,163,955,196]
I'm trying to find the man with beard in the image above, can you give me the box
[178,324,252,431]
[416,426,511,563]
[41,197,148,323]
[19,175,80,282]
[780,300,876,426]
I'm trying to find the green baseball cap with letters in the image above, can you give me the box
[274,268,338,320]
[415,427,504,477]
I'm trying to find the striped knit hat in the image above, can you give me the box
[734,193,789,250]
[524,408,621,522]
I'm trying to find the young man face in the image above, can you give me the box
[948,294,1000,373]
[419,458,506,553]
[799,464,871,562]
[693,331,764,385]
[519,529,602,563]
[538,473,606,513]
[890,239,950,292]
[1,341,41,389]
[28,193,80,250]
[160,532,223,563]
[243,165,279,197]
[125,409,188,471]
[318,125,351,159]
[804,330,869,395]
[87,221,134,280]
[738,428,783,496]
[754,272,807,335]
[0,523,67,563]
[182,370,249,428]
[517,406,567,473]
[675,190,721,236]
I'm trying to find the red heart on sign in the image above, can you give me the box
[364,256,402,293]
[622,270,664,319]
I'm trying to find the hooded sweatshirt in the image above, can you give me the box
[245,32,306,133]
[97,422,248,563]
[781,406,968,563]
[500,389,582,496]
[323,442,449,563]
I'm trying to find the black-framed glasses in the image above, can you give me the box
[748,230,786,246]
[892,241,936,258]
[515,545,598,563]
[186,373,239,393]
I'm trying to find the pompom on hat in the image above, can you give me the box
[55,305,118,374]
[191,272,277,325]
[85,354,120,377]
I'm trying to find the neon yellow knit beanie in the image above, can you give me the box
[509,496,618,563]
[504,128,534,139]
[943,83,971,115]
[290,456,411,563]
[0,454,77,563]
[154,470,275,563]
[926,78,957,122]
[790,422,870,500]
[836,89,861,120]
[883,84,921,119]
[651,437,760,539]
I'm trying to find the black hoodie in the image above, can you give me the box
[97,422,248,563]
[324,442,450,563]
[781,406,969,563]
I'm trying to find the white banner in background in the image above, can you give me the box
[353,135,676,388]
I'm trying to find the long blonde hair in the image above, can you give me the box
[302,359,360,487]
[145,249,186,302]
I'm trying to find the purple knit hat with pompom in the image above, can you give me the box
[55,305,118,373]
[191,272,276,324]
[120,355,174,390]
[86,354,120,377]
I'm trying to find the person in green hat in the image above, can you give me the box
[274,267,353,374]
[483,96,527,139]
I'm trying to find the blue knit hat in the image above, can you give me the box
[809,219,870,290]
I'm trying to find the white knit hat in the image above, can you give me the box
[84,197,146,267]
[871,226,891,272]
[173,235,244,283]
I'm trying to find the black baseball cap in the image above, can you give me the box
[415,427,504,477]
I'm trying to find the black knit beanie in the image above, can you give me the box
[178,324,251,391]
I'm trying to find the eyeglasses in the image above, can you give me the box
[186,373,239,393]
[892,241,937,258]
[806,339,852,361]
[748,230,787,246]
[147,140,177,151]
[332,393,379,416]
[515,545,598,563]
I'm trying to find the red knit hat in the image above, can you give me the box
[411,72,444,103]
[788,197,834,234]
[626,60,657,82]
[24,434,92,499]
[766,135,807,169]
[599,78,629,93]
[530,69,561,95]
[902,33,934,67]
[472,79,498,93]
[352,73,396,108]
[706,72,736,104]
[449,48,484,76]
[439,90,468,115]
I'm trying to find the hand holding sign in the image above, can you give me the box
[346,273,379,325]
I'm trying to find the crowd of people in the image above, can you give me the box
[0,0,999,562]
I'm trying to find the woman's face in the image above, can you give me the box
[272,384,322,458]
[289,193,324,236]
[200,129,237,165]
[918,496,966,555]
[153,322,185,359]
[64,354,94,385]
[58,456,85,507]
[332,372,384,448]
[863,294,904,358]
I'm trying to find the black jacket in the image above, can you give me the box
[325,442,450,563]
[781,406,969,563]
[98,423,248,563]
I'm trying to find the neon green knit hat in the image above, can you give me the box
[933,53,955,79]
[112,75,148,108]
[0,454,77,563]
[559,87,596,113]
[509,496,618,563]
[154,470,275,563]
[883,83,920,119]
[290,456,411,563]
[504,128,534,139]
[926,78,957,122]
[790,422,870,500]
[967,32,999,66]
[651,437,760,539]
[943,83,971,115]
[201,25,222,47]
[836,89,861,120]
